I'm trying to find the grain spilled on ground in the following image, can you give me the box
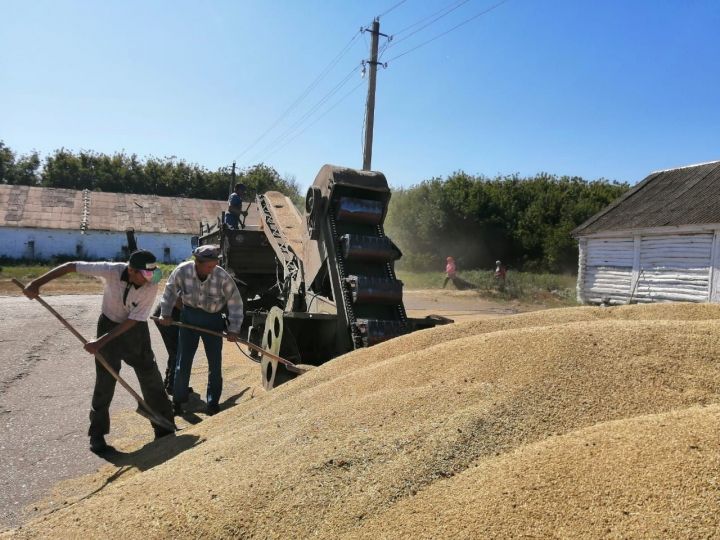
[5,303,720,538]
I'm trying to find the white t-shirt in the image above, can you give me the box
[75,262,157,323]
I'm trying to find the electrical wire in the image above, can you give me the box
[385,0,511,64]
[377,36,393,60]
[377,0,408,19]
[233,30,362,162]
[264,80,366,161]
[391,0,472,39]
[250,64,362,162]
[250,65,360,162]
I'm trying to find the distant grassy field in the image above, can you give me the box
[0,262,177,296]
[397,269,578,306]
[1,262,578,307]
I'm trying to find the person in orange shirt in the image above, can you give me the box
[443,256,457,288]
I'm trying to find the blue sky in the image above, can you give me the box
[2,0,719,192]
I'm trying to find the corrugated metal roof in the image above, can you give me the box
[573,160,720,236]
[0,185,233,234]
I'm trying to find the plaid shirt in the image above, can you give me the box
[160,261,244,332]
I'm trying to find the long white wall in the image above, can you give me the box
[577,227,720,304]
[0,227,196,263]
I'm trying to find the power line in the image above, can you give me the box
[385,0,511,64]
[378,36,393,60]
[377,0,408,19]
[250,64,362,163]
[392,0,472,41]
[233,30,362,162]
[250,64,360,162]
[265,81,366,161]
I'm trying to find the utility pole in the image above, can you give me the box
[230,161,236,196]
[362,18,380,171]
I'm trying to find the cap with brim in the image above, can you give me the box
[128,249,158,270]
[193,245,220,261]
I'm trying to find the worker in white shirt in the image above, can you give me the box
[23,250,175,454]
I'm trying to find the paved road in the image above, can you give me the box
[0,290,516,530]
[0,294,161,529]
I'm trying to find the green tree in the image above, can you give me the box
[386,171,628,273]
[0,141,41,185]
[236,163,302,204]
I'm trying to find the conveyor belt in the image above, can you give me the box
[326,192,409,348]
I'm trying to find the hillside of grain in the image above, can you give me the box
[6,303,720,538]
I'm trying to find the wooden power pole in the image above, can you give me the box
[230,161,236,195]
[362,18,380,171]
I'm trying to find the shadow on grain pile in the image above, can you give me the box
[5,303,720,539]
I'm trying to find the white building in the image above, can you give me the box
[573,160,720,304]
[0,185,227,263]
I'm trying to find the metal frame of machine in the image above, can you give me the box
[198,164,451,389]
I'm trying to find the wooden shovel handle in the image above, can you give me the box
[12,278,175,432]
[150,316,306,374]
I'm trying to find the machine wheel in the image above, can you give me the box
[260,307,298,390]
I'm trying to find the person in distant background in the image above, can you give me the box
[495,260,507,290]
[443,256,457,288]
[224,183,247,229]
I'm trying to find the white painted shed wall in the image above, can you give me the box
[577,227,720,305]
[0,227,195,263]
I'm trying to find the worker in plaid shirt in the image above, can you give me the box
[158,245,243,416]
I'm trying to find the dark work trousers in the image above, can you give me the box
[152,305,181,393]
[89,314,175,437]
[443,275,454,288]
[173,306,224,408]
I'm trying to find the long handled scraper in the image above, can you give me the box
[13,278,176,432]
[150,316,307,374]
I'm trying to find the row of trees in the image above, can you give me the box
[0,141,302,202]
[1,141,628,273]
[384,172,629,273]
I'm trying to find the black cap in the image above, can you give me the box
[128,250,157,270]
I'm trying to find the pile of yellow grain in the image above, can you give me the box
[6,303,720,538]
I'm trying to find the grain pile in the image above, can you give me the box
[6,303,720,538]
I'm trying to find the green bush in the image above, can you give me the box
[386,172,628,273]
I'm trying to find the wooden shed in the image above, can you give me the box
[572,160,720,304]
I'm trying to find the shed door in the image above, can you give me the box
[584,238,634,303]
[634,234,712,302]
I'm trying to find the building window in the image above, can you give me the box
[163,247,171,263]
